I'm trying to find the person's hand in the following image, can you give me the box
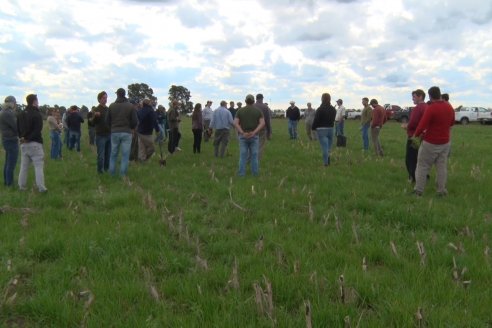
[409,136,421,149]
[400,123,408,129]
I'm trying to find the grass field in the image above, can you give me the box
[1,118,491,327]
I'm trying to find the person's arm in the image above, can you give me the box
[413,108,430,138]
[233,117,244,135]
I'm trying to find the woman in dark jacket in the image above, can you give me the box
[312,93,337,166]
[191,103,203,153]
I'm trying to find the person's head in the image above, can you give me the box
[256,94,264,102]
[289,100,295,107]
[3,95,16,110]
[26,94,38,107]
[412,89,426,104]
[336,99,343,105]
[69,105,78,112]
[229,101,234,108]
[194,103,202,112]
[321,93,331,104]
[206,100,212,107]
[362,97,369,106]
[441,93,449,102]
[142,98,152,107]
[115,88,126,98]
[428,86,441,101]
[369,99,378,107]
[97,91,108,105]
[236,102,242,108]
[307,102,312,109]
[245,94,255,105]
[220,100,227,107]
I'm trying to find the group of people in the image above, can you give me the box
[0,85,455,196]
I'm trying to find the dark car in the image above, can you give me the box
[384,104,403,120]
[392,107,412,123]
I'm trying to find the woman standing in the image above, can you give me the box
[312,93,337,166]
[47,108,63,159]
[191,103,203,153]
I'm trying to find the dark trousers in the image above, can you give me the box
[168,128,180,153]
[406,138,418,182]
[88,127,96,145]
[192,129,202,153]
[2,139,19,186]
[96,135,111,173]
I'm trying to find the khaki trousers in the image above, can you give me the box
[415,141,451,194]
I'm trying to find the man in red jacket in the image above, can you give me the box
[369,99,385,157]
[412,86,455,196]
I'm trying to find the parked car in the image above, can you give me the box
[346,109,362,120]
[384,104,403,120]
[392,108,411,123]
[272,109,286,118]
[454,106,491,125]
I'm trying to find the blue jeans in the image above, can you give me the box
[69,130,81,152]
[2,138,19,186]
[316,128,334,165]
[50,131,62,159]
[288,120,298,139]
[109,132,132,176]
[336,121,345,136]
[361,124,370,151]
[238,135,259,176]
[96,135,111,173]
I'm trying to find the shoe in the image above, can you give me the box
[175,147,182,151]
[411,190,422,197]
[39,188,48,193]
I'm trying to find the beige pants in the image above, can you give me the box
[137,133,155,161]
[371,127,384,156]
[415,141,450,194]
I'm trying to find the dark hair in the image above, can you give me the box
[428,86,441,100]
[97,91,107,101]
[370,99,378,105]
[362,97,369,102]
[26,94,38,106]
[256,93,264,100]
[412,89,426,100]
[441,93,449,101]
[321,93,331,104]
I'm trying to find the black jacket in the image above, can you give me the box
[312,103,336,129]
[18,105,43,144]
[286,106,300,121]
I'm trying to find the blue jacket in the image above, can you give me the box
[137,104,158,135]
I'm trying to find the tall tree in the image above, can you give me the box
[168,85,193,113]
[128,83,157,102]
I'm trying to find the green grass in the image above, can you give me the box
[1,118,491,327]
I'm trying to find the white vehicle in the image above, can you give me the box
[454,106,491,125]
[346,110,362,120]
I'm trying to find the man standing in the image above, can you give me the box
[209,100,234,158]
[286,100,300,139]
[255,94,271,159]
[90,91,111,174]
[404,89,427,183]
[370,99,385,157]
[304,102,316,141]
[335,99,346,137]
[228,101,237,119]
[137,98,158,161]
[0,96,19,187]
[167,99,182,154]
[18,94,47,192]
[202,100,213,142]
[107,88,138,177]
[234,94,265,176]
[412,86,454,196]
[67,105,84,152]
[360,97,372,151]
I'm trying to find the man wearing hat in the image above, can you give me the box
[0,96,19,186]
[335,99,346,137]
[233,94,265,176]
[286,100,300,139]
[107,88,138,177]
[18,94,47,192]
[254,93,271,159]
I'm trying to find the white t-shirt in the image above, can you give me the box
[336,105,346,121]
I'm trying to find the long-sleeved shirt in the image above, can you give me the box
[137,104,158,135]
[210,106,234,130]
[202,106,213,121]
[107,97,138,133]
[255,101,272,137]
[371,105,385,128]
[67,111,84,132]
[361,105,372,126]
[0,108,18,140]
[414,100,454,144]
[91,104,111,136]
[406,102,427,137]
[312,102,336,129]
[18,105,43,144]
[286,106,300,121]
[47,115,61,132]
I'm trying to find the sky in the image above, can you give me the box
[1,0,491,110]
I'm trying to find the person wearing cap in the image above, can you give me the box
[335,99,346,137]
[254,93,271,159]
[67,105,84,152]
[137,98,159,162]
[0,96,19,186]
[209,100,234,158]
[286,101,300,139]
[107,88,138,177]
[304,102,317,141]
[234,94,265,176]
[90,91,111,173]
[369,98,385,157]
[17,94,47,192]
[312,93,337,166]
[202,100,213,142]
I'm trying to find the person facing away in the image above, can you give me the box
[46,108,62,160]
[137,98,159,162]
[254,93,272,160]
[286,100,300,139]
[167,99,182,154]
[228,101,237,119]
[403,89,427,183]
[335,99,346,137]
[107,87,138,177]
[369,98,385,157]
[0,95,19,187]
[17,94,47,192]
[360,97,372,151]
[202,100,213,142]
[191,103,203,154]
[209,100,234,158]
[67,105,84,152]
[412,86,455,196]
[304,102,317,141]
[91,91,111,174]
[312,93,337,166]
[155,105,168,143]
[234,94,265,176]
[87,106,96,146]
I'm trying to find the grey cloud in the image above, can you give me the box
[175,4,212,28]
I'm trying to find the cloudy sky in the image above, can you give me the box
[1,0,491,109]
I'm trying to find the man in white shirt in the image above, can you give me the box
[335,99,346,137]
[202,100,213,142]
